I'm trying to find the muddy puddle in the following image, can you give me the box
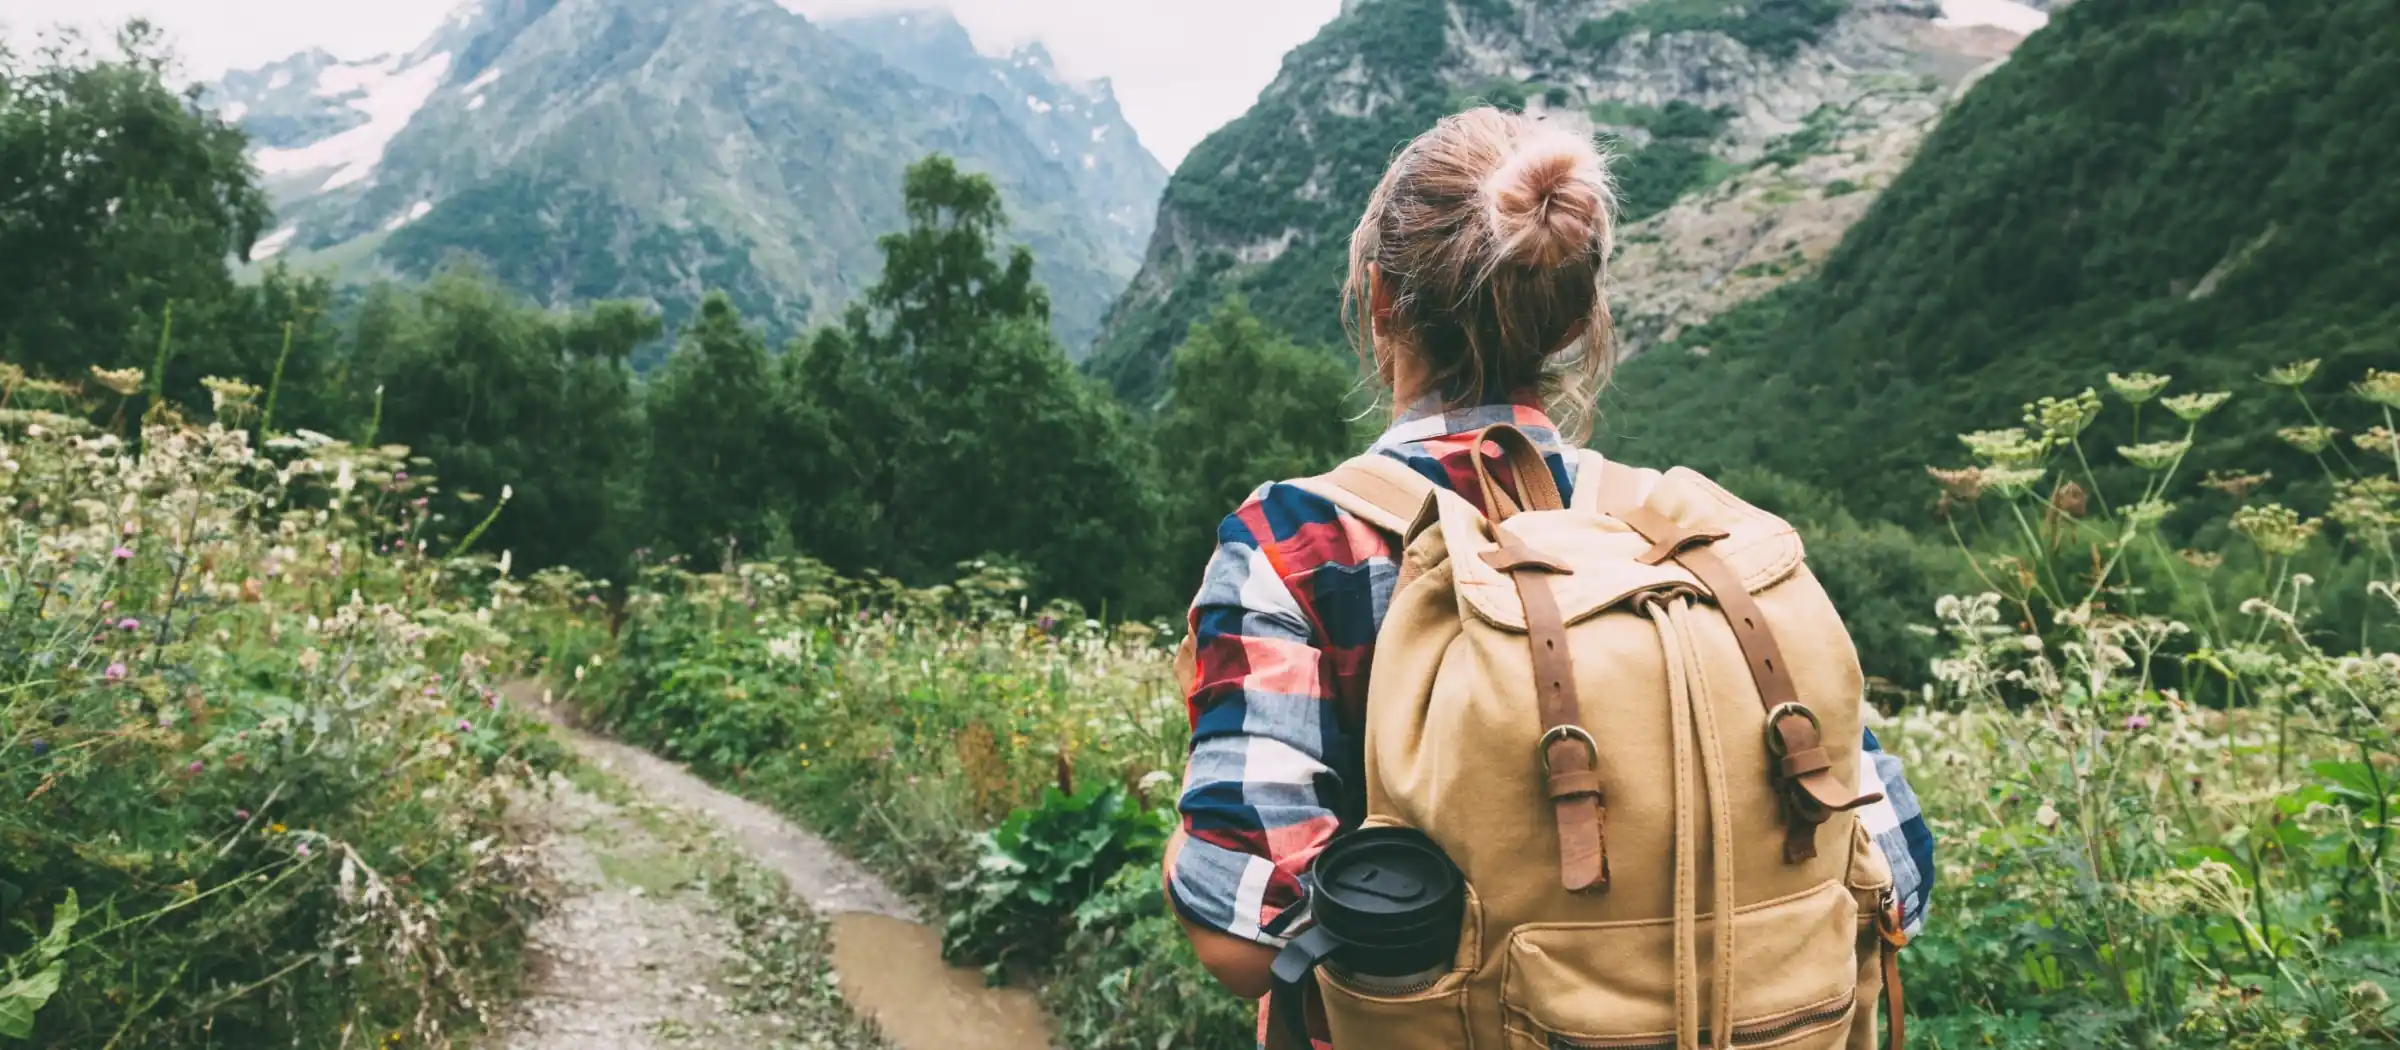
[829,913,1054,1050]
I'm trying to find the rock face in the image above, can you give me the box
[205,0,1168,355]
[1608,17,2029,359]
[1087,0,2059,402]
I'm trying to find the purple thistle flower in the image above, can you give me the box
[456,719,473,733]
[187,760,204,774]
[236,808,251,821]
[117,617,140,631]
[105,662,128,683]
[296,841,311,858]
[2124,713,2152,732]
[112,546,135,561]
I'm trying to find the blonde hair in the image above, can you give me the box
[1342,107,1616,442]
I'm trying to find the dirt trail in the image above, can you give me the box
[485,686,1053,1050]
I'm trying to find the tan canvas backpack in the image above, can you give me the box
[1255,425,1909,1050]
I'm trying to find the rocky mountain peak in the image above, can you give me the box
[1087,0,2068,400]
[206,0,1166,356]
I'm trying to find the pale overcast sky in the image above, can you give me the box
[0,0,1341,167]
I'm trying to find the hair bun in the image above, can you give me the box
[1484,131,1610,269]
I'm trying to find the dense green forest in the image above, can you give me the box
[0,25,1358,621]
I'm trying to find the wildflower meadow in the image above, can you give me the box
[0,371,564,1048]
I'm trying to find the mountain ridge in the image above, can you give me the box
[207,0,1166,355]
[1087,0,2053,403]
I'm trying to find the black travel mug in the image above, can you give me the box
[1267,827,1465,1046]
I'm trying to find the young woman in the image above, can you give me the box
[1160,107,1934,1043]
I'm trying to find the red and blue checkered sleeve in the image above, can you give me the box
[1166,483,1369,947]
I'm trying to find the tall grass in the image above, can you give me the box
[0,368,565,1048]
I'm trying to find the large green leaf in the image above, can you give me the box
[0,966,63,1040]
[0,890,77,1041]
[37,891,75,965]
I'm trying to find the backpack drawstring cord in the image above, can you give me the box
[1650,595,1738,1050]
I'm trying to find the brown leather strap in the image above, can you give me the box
[1588,462,1881,862]
[1470,424,1562,521]
[1881,903,1909,1050]
[1606,500,1730,568]
[1500,533,1607,892]
[1263,979,1326,1050]
[1482,538,1572,574]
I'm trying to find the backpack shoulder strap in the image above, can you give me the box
[1285,453,1440,537]
[1571,448,1649,513]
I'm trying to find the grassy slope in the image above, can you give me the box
[1594,0,2400,525]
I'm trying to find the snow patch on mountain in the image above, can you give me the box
[1937,0,2049,35]
[384,200,435,231]
[253,226,299,259]
[253,52,453,191]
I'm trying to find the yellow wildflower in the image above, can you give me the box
[89,365,146,397]
[2261,359,2320,387]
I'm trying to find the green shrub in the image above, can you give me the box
[1044,864,1256,1050]
[942,783,1172,978]
[1607,139,1737,221]
[1570,0,1848,60]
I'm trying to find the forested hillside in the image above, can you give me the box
[1087,0,2035,403]
[1596,0,2400,526]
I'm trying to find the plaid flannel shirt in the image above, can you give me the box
[1169,399,1934,1037]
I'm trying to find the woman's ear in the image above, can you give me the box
[1551,317,1591,355]
[1367,263,1400,385]
[1369,263,1397,328]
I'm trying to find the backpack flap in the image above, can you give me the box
[1440,464,1807,635]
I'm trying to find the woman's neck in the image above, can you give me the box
[1383,340,1432,422]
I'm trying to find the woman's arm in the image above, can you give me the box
[1163,496,1354,999]
[1859,727,1935,934]
[1163,829,1277,998]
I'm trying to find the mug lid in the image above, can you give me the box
[1311,827,1463,935]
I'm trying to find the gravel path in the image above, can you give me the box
[482,771,805,1050]
[480,686,1050,1050]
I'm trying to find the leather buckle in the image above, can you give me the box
[1761,702,1821,762]
[1538,724,1599,773]
[1878,888,1910,949]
